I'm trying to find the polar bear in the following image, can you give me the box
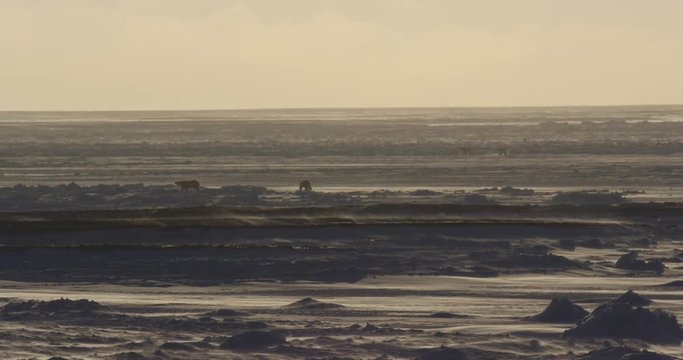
[299,180,312,192]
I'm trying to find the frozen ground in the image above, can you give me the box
[0,182,676,211]
[1,106,682,191]
[1,203,683,358]
[1,107,683,359]
[1,275,682,359]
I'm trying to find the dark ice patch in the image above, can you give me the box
[564,302,683,344]
[526,297,588,323]
[220,331,286,350]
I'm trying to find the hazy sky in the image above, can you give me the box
[1,0,682,110]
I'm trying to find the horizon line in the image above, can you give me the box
[1,103,683,113]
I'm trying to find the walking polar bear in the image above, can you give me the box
[299,180,312,192]
[175,180,200,191]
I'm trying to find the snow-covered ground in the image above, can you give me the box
[1,107,683,359]
[1,274,682,359]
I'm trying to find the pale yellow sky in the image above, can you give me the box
[0,0,682,110]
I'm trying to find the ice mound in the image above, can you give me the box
[564,302,683,344]
[616,252,665,274]
[498,186,535,196]
[613,290,652,306]
[656,280,683,288]
[1,298,102,315]
[158,342,196,351]
[622,352,677,360]
[410,189,442,196]
[428,312,468,318]
[622,353,676,360]
[578,346,675,360]
[526,297,588,323]
[415,346,468,360]
[283,297,345,310]
[551,191,628,205]
[220,330,286,349]
[111,352,154,360]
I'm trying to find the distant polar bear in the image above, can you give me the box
[299,180,312,192]
[175,180,200,191]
